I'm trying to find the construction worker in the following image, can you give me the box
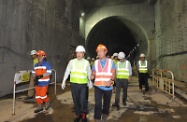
[137,53,149,92]
[25,50,38,100]
[112,53,118,65]
[91,44,116,122]
[32,50,52,113]
[112,52,132,110]
[90,58,95,67]
[112,52,118,93]
[61,45,93,122]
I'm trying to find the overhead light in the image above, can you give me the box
[81,12,85,17]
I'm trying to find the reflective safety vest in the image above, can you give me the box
[32,60,52,84]
[33,58,38,68]
[138,60,148,73]
[70,59,89,84]
[116,61,129,79]
[94,59,112,86]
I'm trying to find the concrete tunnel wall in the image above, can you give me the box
[154,0,187,82]
[0,0,84,97]
[84,3,155,70]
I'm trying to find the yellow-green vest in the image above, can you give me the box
[33,58,38,67]
[70,59,88,84]
[113,60,118,66]
[138,60,148,73]
[116,61,129,79]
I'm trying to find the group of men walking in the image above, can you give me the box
[61,44,149,122]
[26,44,149,122]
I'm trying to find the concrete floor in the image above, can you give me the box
[1,77,187,122]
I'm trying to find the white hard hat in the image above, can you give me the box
[118,52,125,59]
[30,50,37,55]
[140,53,145,57]
[87,57,90,60]
[75,45,86,52]
[113,53,118,57]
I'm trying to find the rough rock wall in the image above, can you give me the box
[155,0,187,82]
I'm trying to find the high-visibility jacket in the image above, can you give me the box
[138,60,148,73]
[113,60,118,66]
[32,60,52,86]
[33,58,38,68]
[70,59,89,84]
[94,59,112,86]
[116,61,129,79]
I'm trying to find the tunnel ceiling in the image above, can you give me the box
[87,17,137,58]
[79,0,146,10]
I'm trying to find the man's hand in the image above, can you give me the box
[106,80,114,87]
[128,77,131,81]
[87,81,93,89]
[61,81,66,90]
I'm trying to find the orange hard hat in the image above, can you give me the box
[37,50,46,57]
[96,44,108,52]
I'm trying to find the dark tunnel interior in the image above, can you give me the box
[86,17,138,62]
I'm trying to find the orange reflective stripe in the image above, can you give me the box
[94,81,108,86]
[95,75,111,78]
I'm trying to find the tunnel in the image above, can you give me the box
[86,16,148,63]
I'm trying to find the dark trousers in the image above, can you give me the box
[94,86,112,119]
[115,79,128,103]
[71,83,88,116]
[138,73,149,91]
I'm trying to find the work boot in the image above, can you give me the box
[45,101,50,110]
[112,102,120,110]
[74,115,81,122]
[34,104,43,113]
[24,96,34,100]
[102,114,108,122]
[123,101,126,106]
[112,102,117,107]
[81,113,87,122]
[95,119,101,122]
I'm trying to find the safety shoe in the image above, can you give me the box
[95,119,101,122]
[81,114,87,122]
[112,102,120,110]
[112,102,117,107]
[102,114,108,122]
[123,101,126,106]
[74,115,81,122]
[24,96,34,100]
[34,104,43,113]
[45,101,50,110]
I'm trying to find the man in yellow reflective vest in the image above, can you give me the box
[25,50,38,100]
[112,52,132,110]
[137,53,149,92]
[91,44,116,122]
[61,45,93,122]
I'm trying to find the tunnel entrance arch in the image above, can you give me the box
[86,16,150,63]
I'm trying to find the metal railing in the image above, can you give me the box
[152,69,175,99]
[12,69,56,115]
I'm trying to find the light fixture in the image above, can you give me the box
[81,12,85,17]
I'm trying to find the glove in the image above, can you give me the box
[87,81,93,89]
[61,81,66,90]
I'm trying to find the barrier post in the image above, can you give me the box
[12,69,56,115]
[152,69,175,99]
